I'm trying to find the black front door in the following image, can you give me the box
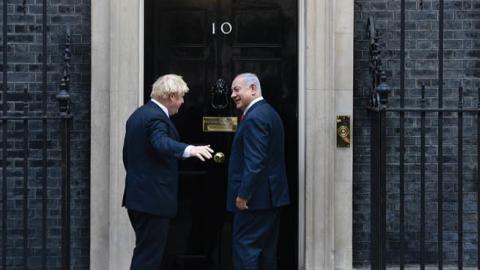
[144,1,298,269]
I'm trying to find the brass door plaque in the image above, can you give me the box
[336,115,351,148]
[203,117,238,132]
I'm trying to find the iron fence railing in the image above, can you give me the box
[367,1,480,267]
[0,0,73,267]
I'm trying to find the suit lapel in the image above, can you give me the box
[235,100,266,141]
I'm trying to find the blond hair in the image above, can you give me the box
[150,74,190,99]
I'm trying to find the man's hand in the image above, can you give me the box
[190,145,214,161]
[236,196,248,210]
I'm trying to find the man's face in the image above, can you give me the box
[167,94,184,115]
[231,78,255,112]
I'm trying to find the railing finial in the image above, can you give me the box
[368,17,391,108]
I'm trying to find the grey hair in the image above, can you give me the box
[235,73,262,93]
[150,74,190,99]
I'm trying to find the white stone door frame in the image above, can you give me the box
[90,0,353,269]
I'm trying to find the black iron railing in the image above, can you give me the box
[0,0,73,266]
[369,87,480,270]
[367,7,480,269]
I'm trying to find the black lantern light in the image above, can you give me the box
[56,30,71,115]
[376,71,391,107]
[56,77,71,115]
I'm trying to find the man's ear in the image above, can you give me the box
[250,84,257,96]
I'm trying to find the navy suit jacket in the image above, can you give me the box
[122,101,188,217]
[227,99,290,212]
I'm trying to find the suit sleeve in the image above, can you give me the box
[237,117,269,200]
[147,116,188,159]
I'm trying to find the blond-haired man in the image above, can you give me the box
[122,74,213,269]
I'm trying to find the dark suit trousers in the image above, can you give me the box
[232,209,280,270]
[128,210,170,270]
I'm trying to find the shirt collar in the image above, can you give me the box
[151,98,169,117]
[243,97,264,115]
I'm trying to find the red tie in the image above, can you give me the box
[240,115,245,121]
